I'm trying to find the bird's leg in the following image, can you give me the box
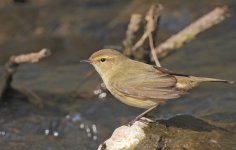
[128,104,159,126]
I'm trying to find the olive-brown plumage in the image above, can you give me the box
[82,49,233,125]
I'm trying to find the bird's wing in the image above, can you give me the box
[110,66,187,100]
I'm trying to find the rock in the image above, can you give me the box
[98,120,147,150]
[98,115,236,150]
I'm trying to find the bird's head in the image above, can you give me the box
[81,49,126,78]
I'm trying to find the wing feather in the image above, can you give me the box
[110,66,186,100]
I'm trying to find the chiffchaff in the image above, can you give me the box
[81,49,233,125]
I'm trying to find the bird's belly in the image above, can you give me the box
[110,90,158,109]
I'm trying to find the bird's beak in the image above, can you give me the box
[80,59,92,63]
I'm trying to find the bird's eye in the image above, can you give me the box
[100,58,106,62]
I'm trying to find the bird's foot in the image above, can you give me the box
[127,104,159,126]
[127,116,155,127]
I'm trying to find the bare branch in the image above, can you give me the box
[126,14,143,37]
[155,6,229,58]
[123,14,142,56]
[0,48,51,107]
[132,4,163,52]
[10,48,51,64]
[145,4,163,67]
[149,34,161,66]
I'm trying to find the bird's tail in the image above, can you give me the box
[189,76,234,84]
[175,75,234,90]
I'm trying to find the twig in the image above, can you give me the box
[123,14,142,56]
[9,48,51,64]
[145,4,163,67]
[149,34,161,66]
[132,4,163,53]
[0,48,51,107]
[4,48,51,82]
[132,32,148,52]
[155,5,229,58]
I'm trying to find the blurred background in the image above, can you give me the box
[0,0,235,149]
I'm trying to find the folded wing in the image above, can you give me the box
[110,67,187,100]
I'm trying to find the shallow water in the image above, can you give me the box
[0,0,236,149]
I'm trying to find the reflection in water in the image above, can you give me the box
[65,113,98,140]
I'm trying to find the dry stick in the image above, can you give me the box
[126,14,143,39]
[132,4,163,52]
[132,31,148,51]
[9,48,51,64]
[145,4,163,67]
[122,14,142,56]
[155,5,229,58]
[0,48,51,107]
[4,48,51,89]
[149,34,161,66]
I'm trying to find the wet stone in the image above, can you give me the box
[98,115,236,150]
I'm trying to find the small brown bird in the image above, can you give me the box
[81,49,233,125]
